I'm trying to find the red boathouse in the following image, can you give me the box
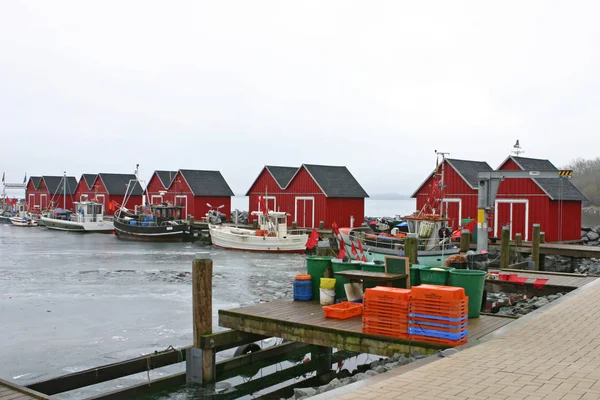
[92,173,144,214]
[412,158,493,231]
[495,156,586,242]
[145,171,178,205]
[247,164,369,228]
[164,169,234,220]
[73,174,98,202]
[25,175,78,211]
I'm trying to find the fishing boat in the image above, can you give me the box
[113,203,199,242]
[208,210,308,253]
[9,214,39,227]
[41,201,114,232]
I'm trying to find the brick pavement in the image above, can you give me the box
[335,279,600,400]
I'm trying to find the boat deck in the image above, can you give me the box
[219,299,515,356]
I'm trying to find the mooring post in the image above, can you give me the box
[532,224,541,271]
[460,229,470,253]
[292,221,297,230]
[253,220,259,229]
[187,258,214,385]
[312,346,333,375]
[405,233,418,265]
[514,233,523,263]
[539,232,546,270]
[319,221,325,230]
[500,226,510,269]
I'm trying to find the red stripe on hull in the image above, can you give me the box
[212,244,306,254]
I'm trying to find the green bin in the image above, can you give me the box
[306,256,333,302]
[331,259,362,300]
[419,266,455,286]
[360,262,385,290]
[448,269,487,318]
[410,264,427,287]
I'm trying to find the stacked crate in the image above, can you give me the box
[362,287,410,339]
[408,284,468,346]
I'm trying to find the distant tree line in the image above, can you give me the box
[565,157,600,206]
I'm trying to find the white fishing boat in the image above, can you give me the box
[209,210,308,253]
[41,201,114,232]
[9,214,39,227]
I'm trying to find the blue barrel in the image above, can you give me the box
[293,275,312,301]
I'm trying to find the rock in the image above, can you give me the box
[547,294,560,302]
[582,236,590,243]
[438,348,459,357]
[391,353,406,362]
[365,370,379,377]
[587,231,600,241]
[323,378,342,392]
[294,387,317,399]
[384,362,400,371]
[353,372,367,381]
[373,366,388,374]
[532,297,550,309]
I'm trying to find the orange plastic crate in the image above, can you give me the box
[364,287,411,302]
[410,285,466,301]
[323,301,363,319]
[409,315,468,327]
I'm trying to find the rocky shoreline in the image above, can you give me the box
[290,353,423,399]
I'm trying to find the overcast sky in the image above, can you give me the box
[1,1,599,197]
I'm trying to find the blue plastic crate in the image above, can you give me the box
[408,327,468,341]
[409,320,468,330]
[409,313,468,323]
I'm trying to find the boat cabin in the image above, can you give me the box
[73,201,106,222]
[122,204,186,226]
[252,211,294,237]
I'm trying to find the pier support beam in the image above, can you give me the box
[460,230,470,254]
[514,233,523,264]
[500,226,510,269]
[312,346,333,375]
[405,234,418,266]
[532,224,541,271]
[187,258,215,385]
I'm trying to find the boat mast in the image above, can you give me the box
[63,170,66,210]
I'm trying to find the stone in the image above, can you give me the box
[391,353,406,362]
[373,366,388,374]
[365,370,379,377]
[384,362,400,371]
[294,387,317,399]
[587,231,600,241]
[353,372,367,381]
[533,297,550,309]
[323,378,342,391]
[438,348,459,357]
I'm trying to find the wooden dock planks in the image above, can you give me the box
[219,299,514,356]
[489,269,597,288]
[0,378,50,400]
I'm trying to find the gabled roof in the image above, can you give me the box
[81,174,98,190]
[300,164,369,198]
[499,156,588,201]
[245,165,298,195]
[179,170,235,197]
[98,173,143,196]
[42,176,78,196]
[28,176,42,190]
[155,170,178,189]
[411,158,493,197]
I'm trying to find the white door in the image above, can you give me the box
[40,194,48,210]
[494,199,529,240]
[441,198,462,230]
[28,194,35,209]
[295,196,315,228]
[151,195,163,205]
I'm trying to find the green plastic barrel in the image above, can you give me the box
[306,256,333,302]
[410,264,426,287]
[448,269,487,318]
[360,262,385,290]
[331,259,362,300]
[419,266,455,286]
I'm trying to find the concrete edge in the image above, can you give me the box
[309,277,599,400]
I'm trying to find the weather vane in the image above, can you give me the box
[512,140,524,156]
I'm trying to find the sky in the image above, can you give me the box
[1,1,599,197]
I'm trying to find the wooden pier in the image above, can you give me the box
[0,378,50,400]
[219,299,515,356]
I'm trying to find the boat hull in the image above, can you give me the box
[9,217,38,227]
[113,219,198,242]
[41,217,114,233]
[0,215,12,224]
[209,225,308,253]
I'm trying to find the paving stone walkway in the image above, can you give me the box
[336,279,600,400]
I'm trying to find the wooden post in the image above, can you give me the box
[188,259,214,384]
[292,221,297,230]
[460,229,470,253]
[514,233,522,263]
[319,221,325,230]
[539,232,546,270]
[532,224,541,271]
[405,233,418,266]
[253,220,258,229]
[500,226,510,269]
[312,346,333,375]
